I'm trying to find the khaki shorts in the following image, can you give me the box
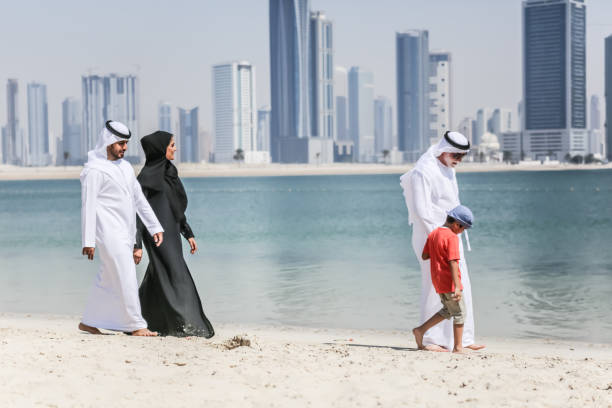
[438,292,466,325]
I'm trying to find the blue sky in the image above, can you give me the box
[1,0,611,138]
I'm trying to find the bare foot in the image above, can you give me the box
[78,322,102,335]
[424,344,450,352]
[453,346,466,354]
[131,328,158,337]
[412,328,424,350]
[466,344,486,351]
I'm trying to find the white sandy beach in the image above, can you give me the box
[1,162,611,181]
[0,314,610,407]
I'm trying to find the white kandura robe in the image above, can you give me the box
[400,148,476,350]
[81,155,163,332]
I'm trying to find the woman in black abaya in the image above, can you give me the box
[133,131,214,338]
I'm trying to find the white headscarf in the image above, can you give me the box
[433,131,470,157]
[81,121,131,189]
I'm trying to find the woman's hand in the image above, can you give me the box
[133,248,143,264]
[188,238,197,254]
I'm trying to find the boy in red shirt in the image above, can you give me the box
[412,205,473,353]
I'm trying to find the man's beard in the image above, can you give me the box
[109,149,124,160]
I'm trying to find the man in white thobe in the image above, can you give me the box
[79,120,164,336]
[400,131,484,351]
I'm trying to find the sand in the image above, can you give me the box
[0,314,610,407]
[1,162,611,181]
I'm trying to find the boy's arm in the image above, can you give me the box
[421,237,430,260]
[449,260,461,301]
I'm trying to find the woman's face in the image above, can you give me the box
[166,136,177,160]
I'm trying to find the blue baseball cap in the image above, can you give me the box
[447,205,474,229]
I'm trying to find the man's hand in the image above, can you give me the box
[188,237,198,254]
[153,232,163,247]
[82,247,95,260]
[133,248,143,264]
[452,288,462,302]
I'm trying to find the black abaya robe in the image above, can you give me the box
[135,131,214,338]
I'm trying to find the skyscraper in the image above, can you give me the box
[27,82,49,166]
[334,66,349,141]
[522,0,586,160]
[490,108,513,136]
[309,11,334,140]
[62,97,82,165]
[587,95,603,156]
[475,108,493,146]
[269,0,311,162]
[178,107,199,163]
[457,117,475,146]
[606,35,612,160]
[348,67,375,162]
[159,102,172,133]
[374,96,393,154]
[212,62,258,163]
[429,51,451,145]
[396,30,429,162]
[5,79,19,164]
[82,74,140,162]
[257,107,271,152]
[589,95,601,130]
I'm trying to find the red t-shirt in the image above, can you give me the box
[423,227,462,293]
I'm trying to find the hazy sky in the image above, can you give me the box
[1,0,612,140]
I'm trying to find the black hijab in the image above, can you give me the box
[138,131,188,225]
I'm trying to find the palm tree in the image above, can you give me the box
[63,151,70,167]
[233,148,244,166]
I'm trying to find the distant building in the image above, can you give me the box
[82,74,140,162]
[212,62,260,163]
[335,66,349,141]
[606,35,612,161]
[523,0,586,160]
[457,117,474,146]
[500,131,522,162]
[397,30,429,162]
[348,67,375,162]
[475,108,493,146]
[335,96,348,142]
[178,107,199,163]
[333,140,354,162]
[588,95,604,157]
[0,127,5,162]
[199,130,212,163]
[27,82,50,166]
[257,107,271,152]
[309,11,334,140]
[158,102,172,133]
[477,132,501,162]
[269,0,311,162]
[490,108,513,136]
[374,96,393,154]
[429,51,451,145]
[4,79,20,164]
[62,98,82,165]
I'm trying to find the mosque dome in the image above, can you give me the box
[479,132,500,151]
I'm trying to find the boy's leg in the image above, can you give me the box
[413,312,447,351]
[453,323,464,353]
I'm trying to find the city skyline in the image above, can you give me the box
[2,0,611,148]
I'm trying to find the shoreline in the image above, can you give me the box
[1,162,611,181]
[1,312,611,406]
